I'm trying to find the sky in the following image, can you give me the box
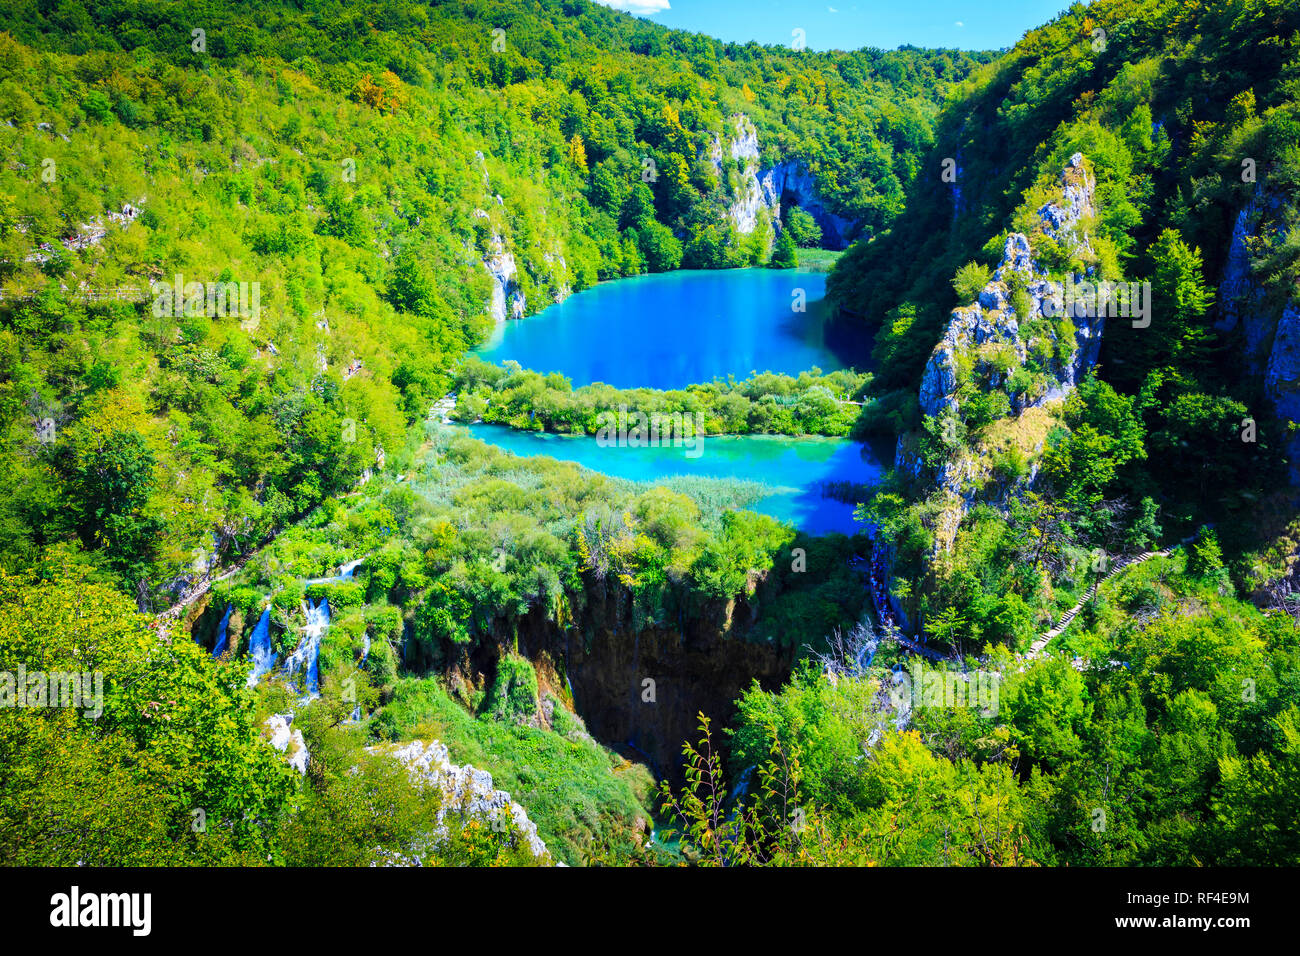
[590,0,1072,51]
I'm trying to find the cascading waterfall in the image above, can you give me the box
[305,558,363,587]
[212,603,233,658]
[728,765,756,806]
[351,631,372,721]
[186,558,367,773]
[284,598,328,700]
[286,558,364,701]
[246,608,275,687]
[198,559,364,700]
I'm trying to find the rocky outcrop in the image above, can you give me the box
[709,114,769,234]
[918,155,1099,427]
[22,200,145,266]
[707,114,857,249]
[1214,190,1300,481]
[905,154,1100,552]
[264,713,309,774]
[381,739,550,861]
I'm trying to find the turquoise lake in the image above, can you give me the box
[470,424,880,535]
[468,268,881,535]
[476,268,869,389]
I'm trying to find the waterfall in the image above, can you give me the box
[246,608,275,687]
[854,628,880,673]
[283,598,328,699]
[305,558,363,587]
[280,558,364,699]
[212,603,233,658]
[729,764,756,806]
[233,558,362,696]
[350,631,372,722]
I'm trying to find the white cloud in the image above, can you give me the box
[828,6,838,12]
[591,0,672,15]
[954,20,964,27]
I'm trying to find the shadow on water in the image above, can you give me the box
[775,290,874,372]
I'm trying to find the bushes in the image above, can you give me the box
[951,261,991,303]
[1187,529,1227,581]
[768,228,797,268]
[962,389,1011,432]
[305,580,365,609]
[989,443,1029,484]
[635,221,683,273]
[451,362,870,438]
[852,388,920,437]
[783,206,823,247]
[0,564,296,865]
[485,654,540,724]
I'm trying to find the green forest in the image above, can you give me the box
[1,0,1298,871]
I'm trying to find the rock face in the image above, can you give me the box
[765,161,858,250]
[905,154,1100,553]
[1213,190,1300,481]
[264,713,309,775]
[471,153,572,326]
[916,153,1098,428]
[1214,193,1287,368]
[442,576,793,784]
[382,739,550,861]
[710,114,769,235]
[478,216,525,324]
[1265,302,1300,481]
[707,114,857,249]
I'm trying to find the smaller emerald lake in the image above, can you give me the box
[476,268,869,390]
[469,424,878,535]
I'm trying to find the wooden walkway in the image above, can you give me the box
[1026,543,1182,659]
[862,529,1197,665]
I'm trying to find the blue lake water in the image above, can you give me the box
[476,268,869,390]
[469,424,879,535]
[468,268,880,534]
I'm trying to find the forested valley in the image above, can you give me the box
[1,0,1298,871]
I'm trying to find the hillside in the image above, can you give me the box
[2,0,1299,872]
[0,0,987,603]
[837,0,1300,638]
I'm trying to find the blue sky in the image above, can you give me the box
[591,0,1072,51]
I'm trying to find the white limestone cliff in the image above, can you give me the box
[706,114,857,249]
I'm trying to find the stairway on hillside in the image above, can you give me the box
[1027,546,1174,658]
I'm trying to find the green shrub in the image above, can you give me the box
[783,206,823,247]
[952,261,992,303]
[962,389,1011,431]
[485,654,540,724]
